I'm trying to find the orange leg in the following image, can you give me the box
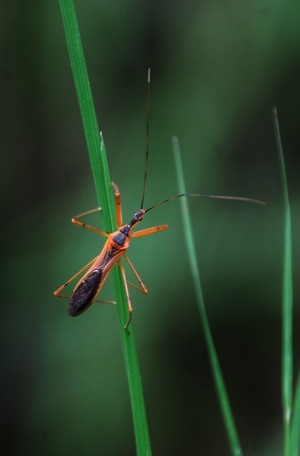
[53,256,115,305]
[71,207,109,237]
[117,253,154,328]
[72,183,124,233]
[111,182,123,226]
[118,261,133,329]
[124,254,148,294]
[133,224,168,238]
[54,257,98,297]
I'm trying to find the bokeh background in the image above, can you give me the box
[1,1,300,455]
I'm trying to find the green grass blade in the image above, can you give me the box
[172,136,242,456]
[272,107,293,456]
[59,0,114,231]
[59,1,152,454]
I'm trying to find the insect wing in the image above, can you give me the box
[68,268,103,316]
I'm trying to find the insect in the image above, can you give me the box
[54,69,265,328]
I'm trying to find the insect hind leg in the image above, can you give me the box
[53,257,98,298]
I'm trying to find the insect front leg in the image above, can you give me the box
[111,182,123,227]
[133,224,168,238]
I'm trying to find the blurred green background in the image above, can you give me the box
[1,1,300,455]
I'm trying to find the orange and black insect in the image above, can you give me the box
[54,69,264,327]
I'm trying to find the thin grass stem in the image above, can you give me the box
[272,107,293,456]
[172,136,242,456]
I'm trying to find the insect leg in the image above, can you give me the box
[72,207,109,237]
[54,258,116,306]
[118,261,133,329]
[111,182,122,226]
[133,224,168,238]
[123,254,148,294]
[53,257,98,298]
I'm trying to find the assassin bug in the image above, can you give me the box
[54,69,265,328]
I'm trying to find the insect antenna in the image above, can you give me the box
[145,193,266,213]
[140,68,151,210]
[138,68,266,214]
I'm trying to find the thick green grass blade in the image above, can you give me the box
[172,136,242,456]
[59,1,152,454]
[272,107,294,456]
[59,0,114,231]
